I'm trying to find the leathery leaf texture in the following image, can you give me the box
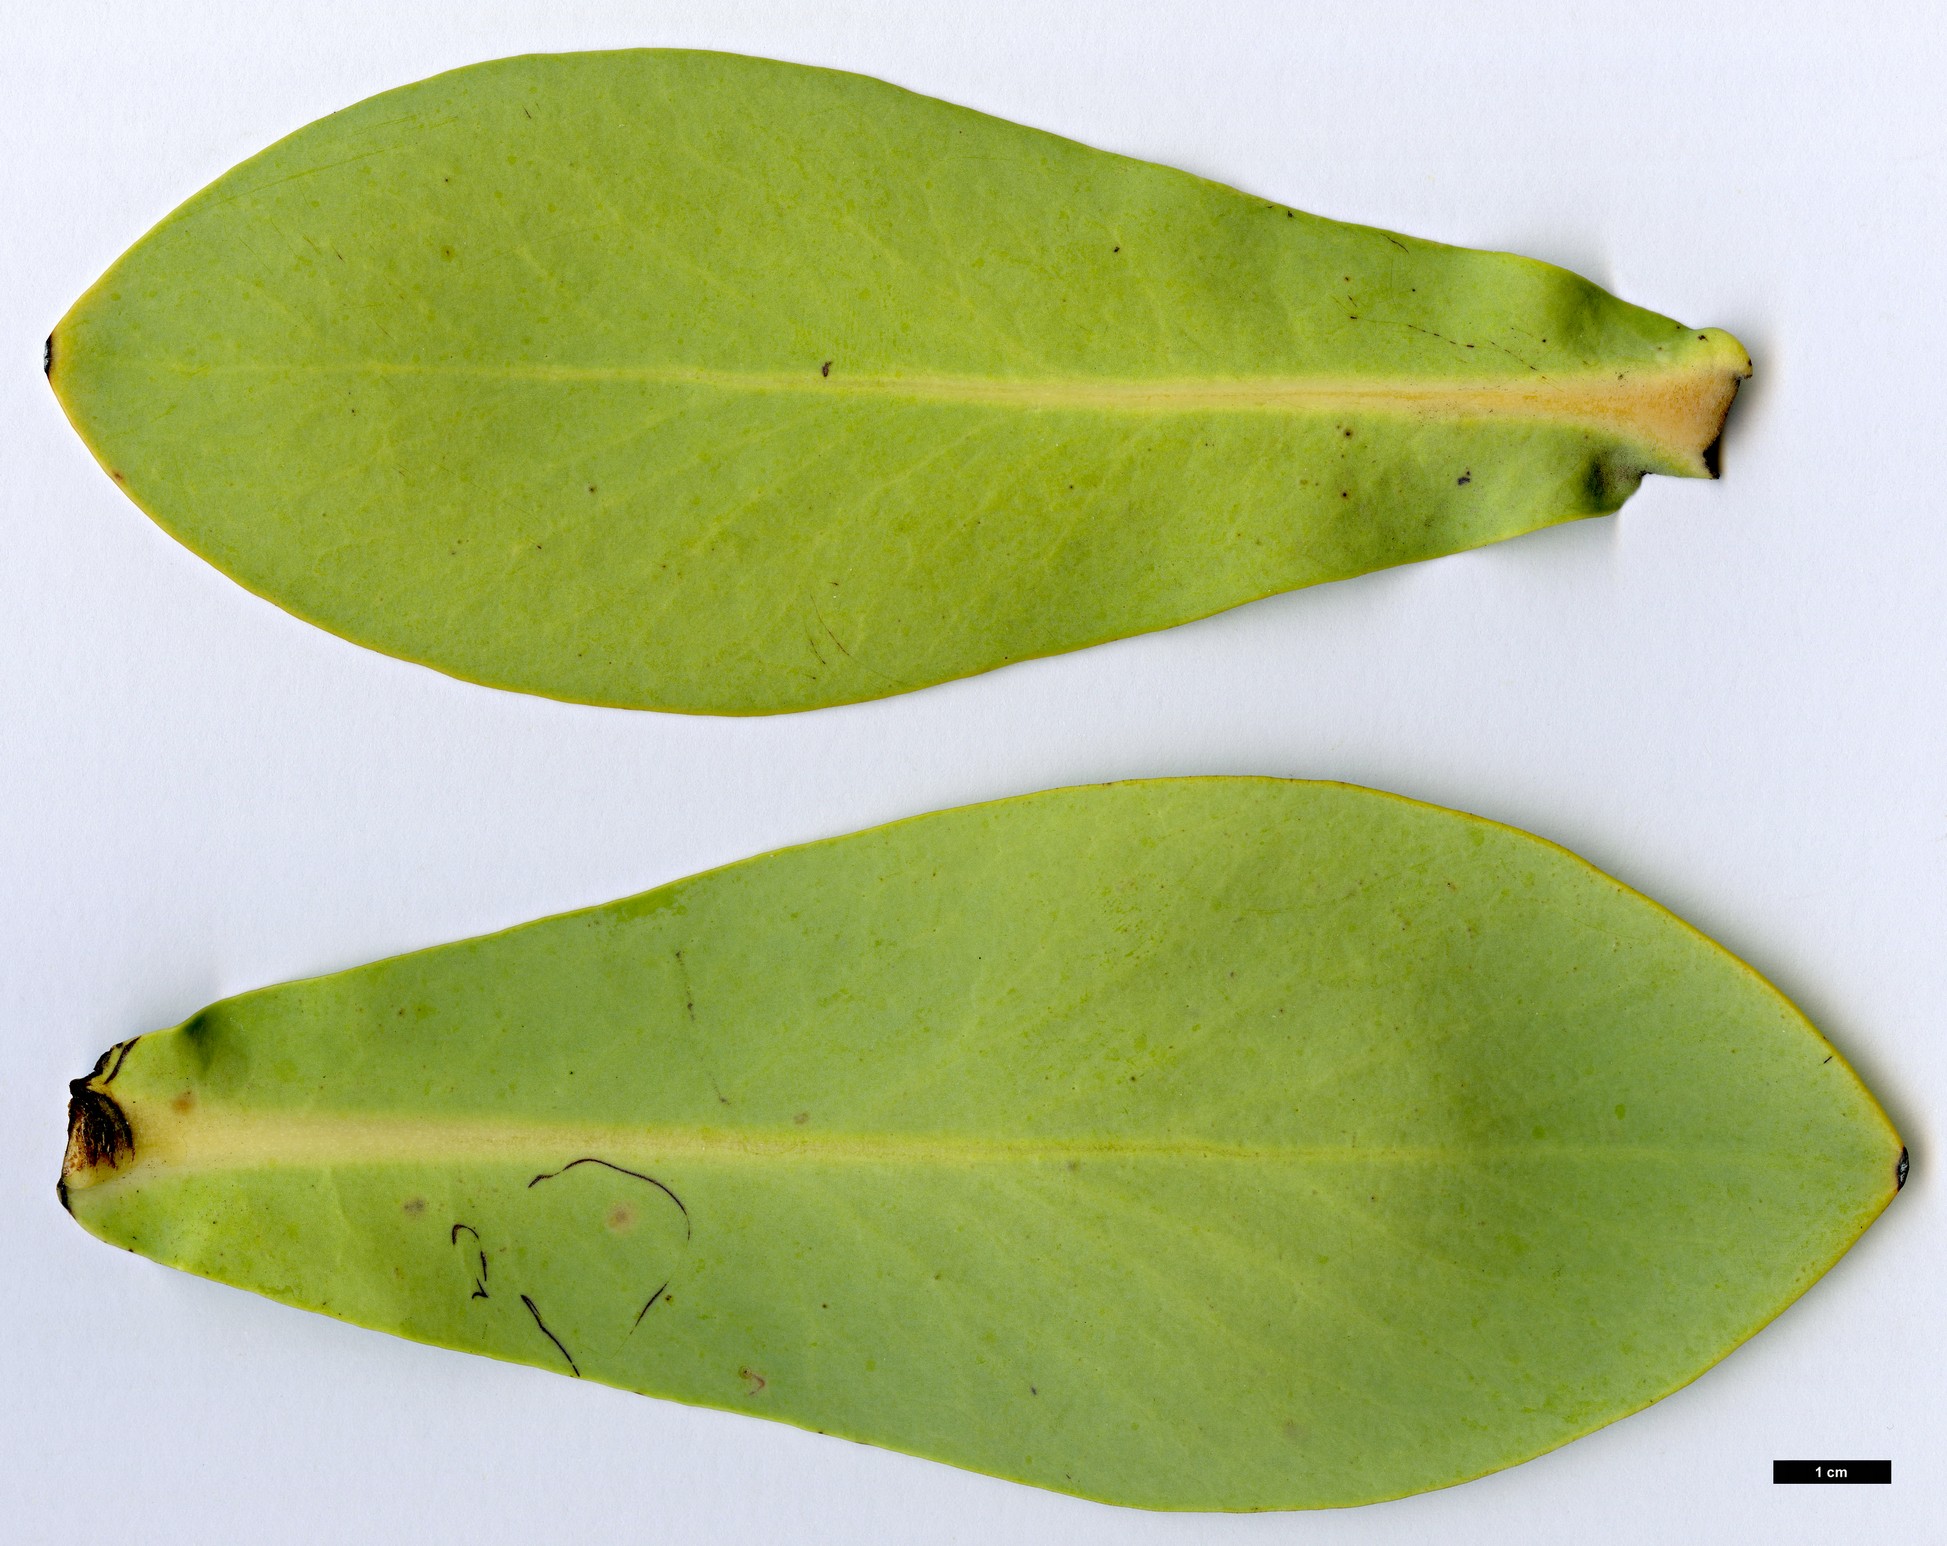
[50,50,1750,714]
[63,779,1899,1510]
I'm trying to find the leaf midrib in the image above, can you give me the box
[114,358,1718,404]
[92,356,1743,462]
[76,1101,1782,1194]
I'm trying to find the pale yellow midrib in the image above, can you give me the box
[138,358,1743,459]
[76,1102,1759,1195]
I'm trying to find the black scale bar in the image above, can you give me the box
[1773,1460,1891,1484]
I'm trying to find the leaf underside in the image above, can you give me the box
[50,50,1749,713]
[63,779,1899,1510]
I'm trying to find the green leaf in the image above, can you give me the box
[62,778,1898,1510]
[50,51,1749,714]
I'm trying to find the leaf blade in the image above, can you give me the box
[50,51,1750,713]
[62,779,1899,1509]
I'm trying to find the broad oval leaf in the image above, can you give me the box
[62,779,1898,1509]
[50,51,1750,714]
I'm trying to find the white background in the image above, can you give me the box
[2,2,1940,1541]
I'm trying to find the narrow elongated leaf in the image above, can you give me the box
[51,51,1749,714]
[63,779,1898,1510]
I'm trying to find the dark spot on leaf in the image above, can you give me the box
[794,1111,809,1125]
[821,361,832,377]
[1897,1148,1909,1190]
[402,1197,425,1215]
[1457,472,1471,486]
